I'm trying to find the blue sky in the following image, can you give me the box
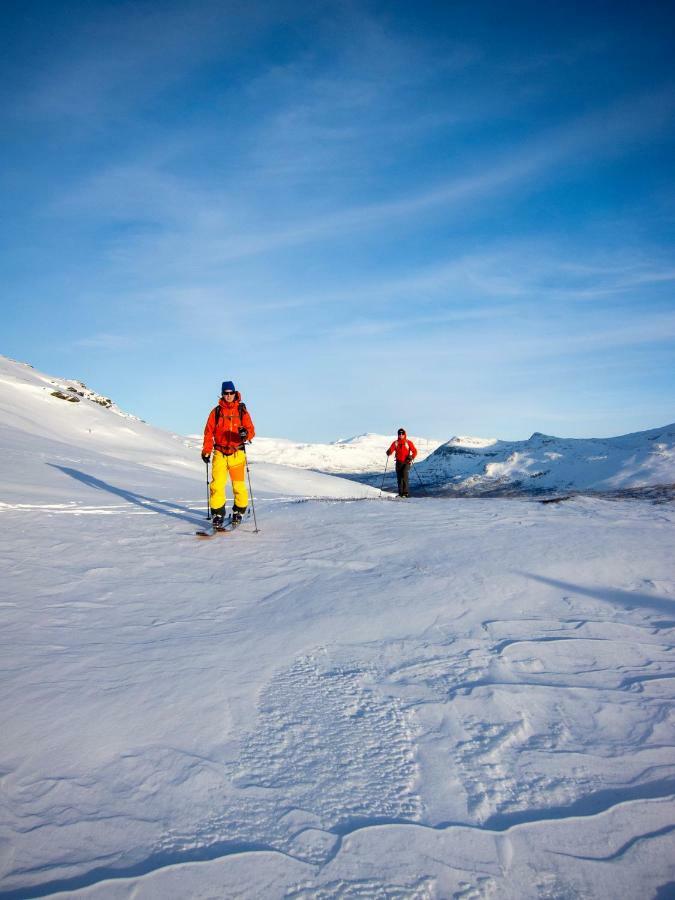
[2,0,674,441]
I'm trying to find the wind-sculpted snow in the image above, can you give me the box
[235,654,421,831]
[1,496,674,898]
[151,652,422,871]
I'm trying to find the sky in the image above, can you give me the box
[2,0,674,442]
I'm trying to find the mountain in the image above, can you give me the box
[416,427,675,496]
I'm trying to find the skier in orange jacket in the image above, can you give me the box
[201,381,255,527]
[386,428,417,497]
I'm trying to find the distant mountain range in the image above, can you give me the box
[415,428,675,497]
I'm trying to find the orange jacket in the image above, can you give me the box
[202,393,255,456]
[387,431,417,463]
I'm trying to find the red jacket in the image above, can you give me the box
[387,431,417,463]
[202,393,255,456]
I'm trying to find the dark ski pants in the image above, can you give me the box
[395,461,410,496]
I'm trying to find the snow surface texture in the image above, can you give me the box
[415,429,675,497]
[1,355,675,899]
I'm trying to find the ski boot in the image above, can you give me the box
[231,505,246,528]
[211,506,227,530]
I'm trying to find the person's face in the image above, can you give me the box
[223,390,235,400]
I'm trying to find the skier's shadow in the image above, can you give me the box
[50,465,205,526]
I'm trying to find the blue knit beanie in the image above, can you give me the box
[221,380,236,394]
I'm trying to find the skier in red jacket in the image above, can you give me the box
[386,428,417,497]
[201,381,255,528]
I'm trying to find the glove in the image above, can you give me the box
[386,450,392,456]
[407,454,413,462]
[201,453,210,464]
[238,427,248,441]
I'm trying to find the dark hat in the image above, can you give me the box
[221,381,236,394]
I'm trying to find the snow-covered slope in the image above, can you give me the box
[1,355,675,899]
[417,427,675,495]
[0,355,379,504]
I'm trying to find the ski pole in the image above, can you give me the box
[411,459,426,491]
[206,459,211,520]
[243,447,260,533]
[379,455,389,497]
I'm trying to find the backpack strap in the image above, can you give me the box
[215,404,246,425]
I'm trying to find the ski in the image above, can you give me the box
[195,511,250,538]
[195,517,246,538]
[196,515,233,538]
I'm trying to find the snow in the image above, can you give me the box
[239,432,441,475]
[1,355,675,899]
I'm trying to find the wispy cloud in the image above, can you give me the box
[48,82,675,283]
[211,85,675,258]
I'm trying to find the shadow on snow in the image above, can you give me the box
[49,465,206,527]
[521,572,675,617]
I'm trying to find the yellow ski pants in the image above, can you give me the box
[210,450,248,510]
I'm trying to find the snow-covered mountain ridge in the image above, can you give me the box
[417,425,675,495]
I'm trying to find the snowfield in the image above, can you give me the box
[1,356,674,899]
